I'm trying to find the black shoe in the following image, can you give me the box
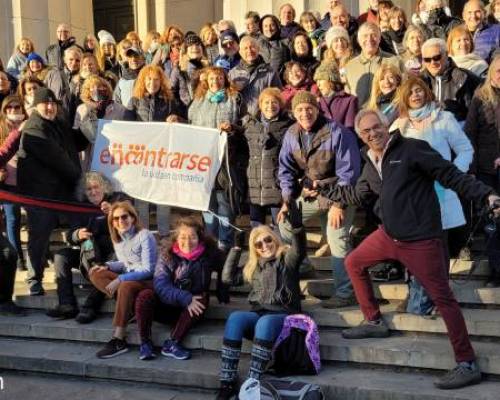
[29,282,45,296]
[371,264,404,282]
[434,362,482,389]
[75,308,98,324]
[96,338,129,359]
[46,304,79,319]
[0,301,26,316]
[342,319,391,339]
[215,381,238,400]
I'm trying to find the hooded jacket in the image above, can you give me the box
[258,15,291,74]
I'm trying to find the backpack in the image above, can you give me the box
[239,377,324,400]
[272,314,321,376]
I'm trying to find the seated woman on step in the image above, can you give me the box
[90,201,157,359]
[135,215,226,361]
[215,202,306,400]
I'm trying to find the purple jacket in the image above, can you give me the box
[473,24,500,62]
[317,91,359,131]
[278,116,361,207]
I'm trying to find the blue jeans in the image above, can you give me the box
[224,311,286,343]
[279,197,355,298]
[2,202,23,262]
[203,189,234,250]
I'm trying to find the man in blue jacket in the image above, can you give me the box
[278,91,361,308]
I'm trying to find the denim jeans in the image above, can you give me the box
[224,311,286,343]
[203,189,234,249]
[2,202,23,262]
[279,197,355,298]
[135,200,171,237]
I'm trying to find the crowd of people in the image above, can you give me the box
[0,0,499,398]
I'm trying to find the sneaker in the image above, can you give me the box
[96,338,129,359]
[29,282,45,296]
[46,304,79,319]
[0,301,26,316]
[342,319,391,339]
[321,295,358,309]
[161,339,191,360]
[434,362,482,390]
[215,380,238,400]
[139,341,156,361]
[75,308,97,324]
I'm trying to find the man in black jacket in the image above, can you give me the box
[45,23,82,70]
[17,88,87,296]
[326,109,500,390]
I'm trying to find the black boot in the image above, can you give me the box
[248,339,273,381]
[46,304,79,319]
[216,339,241,399]
[76,287,105,324]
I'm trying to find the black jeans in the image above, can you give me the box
[0,234,17,303]
[54,246,105,309]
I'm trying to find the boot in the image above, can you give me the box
[216,338,241,399]
[248,339,273,381]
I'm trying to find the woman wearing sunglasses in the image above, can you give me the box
[215,202,306,400]
[88,201,158,359]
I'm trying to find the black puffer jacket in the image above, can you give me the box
[420,60,481,122]
[248,227,306,314]
[17,111,87,200]
[244,112,294,206]
[258,15,291,74]
[126,93,186,122]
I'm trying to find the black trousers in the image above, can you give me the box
[0,234,17,303]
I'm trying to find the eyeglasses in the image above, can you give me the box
[254,236,273,250]
[112,214,130,222]
[5,105,21,110]
[423,54,442,63]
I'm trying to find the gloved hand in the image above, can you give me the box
[286,200,303,229]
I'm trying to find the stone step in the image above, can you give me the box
[10,295,500,339]
[1,337,498,400]
[1,314,500,376]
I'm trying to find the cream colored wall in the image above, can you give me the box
[1,0,93,70]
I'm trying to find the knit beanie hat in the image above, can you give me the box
[33,87,58,106]
[324,26,350,48]
[313,61,341,83]
[98,30,116,46]
[26,52,45,65]
[291,91,318,111]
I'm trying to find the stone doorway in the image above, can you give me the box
[93,0,135,42]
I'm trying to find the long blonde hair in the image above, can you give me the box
[367,63,403,110]
[477,55,500,106]
[243,225,287,283]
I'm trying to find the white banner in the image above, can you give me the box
[90,120,227,211]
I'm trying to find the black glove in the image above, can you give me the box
[221,247,242,285]
[286,200,303,229]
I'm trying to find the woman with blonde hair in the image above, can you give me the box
[199,23,219,65]
[366,63,402,124]
[125,31,142,51]
[322,26,353,81]
[447,25,488,78]
[401,25,425,75]
[6,37,35,79]
[488,0,500,24]
[150,26,185,68]
[97,30,119,76]
[89,201,157,359]
[381,6,408,55]
[215,204,305,399]
[127,65,185,237]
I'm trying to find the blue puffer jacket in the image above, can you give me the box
[472,23,500,62]
[154,244,225,308]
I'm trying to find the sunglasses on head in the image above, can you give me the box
[423,54,442,63]
[254,235,273,250]
[112,213,130,222]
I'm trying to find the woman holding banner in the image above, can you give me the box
[89,201,157,359]
[188,66,247,252]
[126,65,186,238]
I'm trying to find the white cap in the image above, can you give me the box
[97,30,116,45]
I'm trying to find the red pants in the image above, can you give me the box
[345,227,475,363]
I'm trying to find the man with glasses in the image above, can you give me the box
[420,38,481,123]
[214,30,241,72]
[326,108,500,390]
[46,23,82,69]
[17,88,87,296]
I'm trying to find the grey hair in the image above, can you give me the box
[64,46,83,59]
[422,38,447,55]
[240,35,260,51]
[402,25,425,50]
[75,171,114,202]
[354,109,389,135]
[357,22,381,42]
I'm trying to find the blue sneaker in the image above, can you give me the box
[161,339,191,360]
[139,341,156,361]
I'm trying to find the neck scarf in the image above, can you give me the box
[409,102,434,122]
[209,89,226,103]
[172,241,206,261]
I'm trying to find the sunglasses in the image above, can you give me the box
[6,105,21,110]
[112,213,130,222]
[423,54,442,63]
[254,236,273,250]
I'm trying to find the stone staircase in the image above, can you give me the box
[4,250,500,399]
